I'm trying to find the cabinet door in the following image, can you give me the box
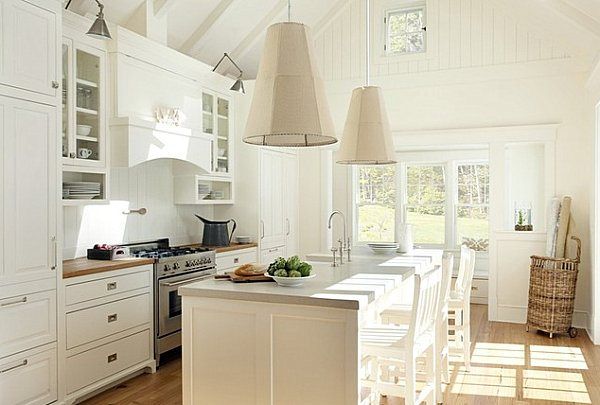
[1,96,57,285]
[0,0,58,97]
[284,155,299,256]
[260,150,286,249]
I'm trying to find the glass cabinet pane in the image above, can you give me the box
[202,93,214,135]
[75,49,100,162]
[216,97,229,174]
[61,43,69,158]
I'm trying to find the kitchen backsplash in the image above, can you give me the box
[63,159,213,259]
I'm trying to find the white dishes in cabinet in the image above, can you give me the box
[63,181,101,200]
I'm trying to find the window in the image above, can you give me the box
[385,6,426,55]
[356,166,396,242]
[405,165,445,245]
[456,163,489,249]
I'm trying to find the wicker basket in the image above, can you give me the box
[526,236,581,338]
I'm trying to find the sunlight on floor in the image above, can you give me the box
[529,345,588,370]
[523,370,591,404]
[451,366,516,398]
[471,342,525,366]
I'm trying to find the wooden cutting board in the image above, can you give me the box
[215,271,274,283]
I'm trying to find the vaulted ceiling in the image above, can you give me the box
[66,0,600,78]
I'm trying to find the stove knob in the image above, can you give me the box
[163,264,171,271]
[173,262,180,270]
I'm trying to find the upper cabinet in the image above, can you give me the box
[202,91,233,177]
[0,0,60,98]
[62,39,106,167]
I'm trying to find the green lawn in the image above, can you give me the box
[358,205,489,245]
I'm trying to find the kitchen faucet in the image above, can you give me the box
[327,210,352,265]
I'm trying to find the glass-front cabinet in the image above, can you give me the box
[202,91,232,177]
[62,39,106,167]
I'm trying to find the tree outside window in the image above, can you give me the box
[356,166,396,242]
[405,165,446,245]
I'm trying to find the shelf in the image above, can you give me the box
[217,136,228,141]
[217,114,228,120]
[217,156,228,160]
[202,110,213,115]
[195,200,234,205]
[76,135,98,142]
[76,107,98,115]
[63,199,108,206]
[76,78,98,88]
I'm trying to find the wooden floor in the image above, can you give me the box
[82,305,600,405]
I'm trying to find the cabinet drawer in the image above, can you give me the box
[66,293,150,349]
[0,289,56,358]
[216,249,258,272]
[0,345,57,405]
[260,246,285,265]
[65,268,151,306]
[471,278,488,299]
[66,329,150,394]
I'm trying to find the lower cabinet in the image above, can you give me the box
[216,248,258,274]
[260,245,286,265]
[62,265,155,402]
[0,344,57,405]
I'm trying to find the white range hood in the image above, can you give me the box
[110,116,213,171]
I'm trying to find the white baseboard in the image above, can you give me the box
[495,305,589,330]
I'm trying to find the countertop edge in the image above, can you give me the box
[62,258,156,279]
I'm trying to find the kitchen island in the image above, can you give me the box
[179,251,441,405]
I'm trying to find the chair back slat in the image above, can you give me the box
[455,246,476,296]
[440,253,454,311]
[409,267,442,343]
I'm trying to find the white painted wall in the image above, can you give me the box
[63,159,211,259]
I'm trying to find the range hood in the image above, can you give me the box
[110,116,213,171]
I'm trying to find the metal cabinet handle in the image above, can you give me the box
[107,314,118,323]
[471,286,479,291]
[107,353,117,363]
[160,274,212,287]
[0,359,28,374]
[0,296,27,307]
[50,236,57,270]
[51,81,59,89]
[106,282,117,291]
[260,220,265,239]
[268,247,278,253]
[233,257,239,264]
[286,218,290,236]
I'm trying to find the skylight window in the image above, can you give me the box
[385,6,426,55]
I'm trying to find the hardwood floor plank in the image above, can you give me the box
[82,305,599,405]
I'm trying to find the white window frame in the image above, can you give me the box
[384,6,427,56]
[454,160,490,249]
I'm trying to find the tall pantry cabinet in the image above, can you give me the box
[0,1,61,404]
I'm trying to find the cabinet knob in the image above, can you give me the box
[107,313,118,323]
[107,353,117,363]
[51,81,59,89]
[107,282,117,291]
[69,152,76,159]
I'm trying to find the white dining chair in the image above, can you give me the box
[360,267,442,405]
[447,245,476,371]
[380,253,454,402]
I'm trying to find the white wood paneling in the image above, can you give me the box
[314,0,572,81]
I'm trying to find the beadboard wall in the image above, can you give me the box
[63,159,212,259]
[313,0,570,81]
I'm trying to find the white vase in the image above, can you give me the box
[397,223,414,253]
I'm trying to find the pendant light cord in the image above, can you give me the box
[365,0,370,86]
[288,0,291,22]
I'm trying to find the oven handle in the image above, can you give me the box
[159,274,213,287]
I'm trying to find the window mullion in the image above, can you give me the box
[446,161,456,250]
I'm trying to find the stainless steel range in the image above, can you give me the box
[126,238,216,366]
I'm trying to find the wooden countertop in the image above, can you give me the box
[182,243,258,254]
[63,257,155,279]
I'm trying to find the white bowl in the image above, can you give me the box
[76,125,92,136]
[236,236,252,244]
[264,273,316,287]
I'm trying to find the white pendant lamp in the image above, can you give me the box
[243,1,336,147]
[336,0,396,165]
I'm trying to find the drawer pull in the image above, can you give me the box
[233,257,239,263]
[268,248,278,253]
[107,313,118,323]
[0,359,27,374]
[107,282,117,291]
[107,353,117,363]
[471,286,479,291]
[0,296,27,307]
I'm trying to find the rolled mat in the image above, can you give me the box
[555,196,572,258]
[546,198,561,257]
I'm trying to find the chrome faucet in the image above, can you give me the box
[327,210,351,264]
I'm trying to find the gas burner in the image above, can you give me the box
[131,245,212,259]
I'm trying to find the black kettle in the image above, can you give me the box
[195,215,237,247]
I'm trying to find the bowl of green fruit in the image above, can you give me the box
[265,256,315,287]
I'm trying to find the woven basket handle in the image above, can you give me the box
[570,236,581,262]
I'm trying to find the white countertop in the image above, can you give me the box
[179,250,441,310]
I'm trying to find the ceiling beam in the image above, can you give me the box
[538,0,600,39]
[222,0,288,73]
[180,0,236,54]
[312,0,351,39]
[154,0,177,19]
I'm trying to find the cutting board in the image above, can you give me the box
[215,272,274,283]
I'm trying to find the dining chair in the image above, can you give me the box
[360,267,442,404]
[447,245,476,371]
[380,253,454,402]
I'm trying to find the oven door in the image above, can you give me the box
[157,271,213,338]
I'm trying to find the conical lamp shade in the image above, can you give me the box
[87,16,112,40]
[337,86,396,164]
[244,22,336,147]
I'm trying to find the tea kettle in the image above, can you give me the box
[195,215,237,247]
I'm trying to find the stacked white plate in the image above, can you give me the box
[367,242,399,254]
[63,181,101,200]
[197,183,210,200]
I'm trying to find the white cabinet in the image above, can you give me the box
[260,246,286,265]
[202,91,234,176]
[215,248,258,274]
[259,150,299,258]
[0,0,59,97]
[0,95,57,286]
[0,344,58,405]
